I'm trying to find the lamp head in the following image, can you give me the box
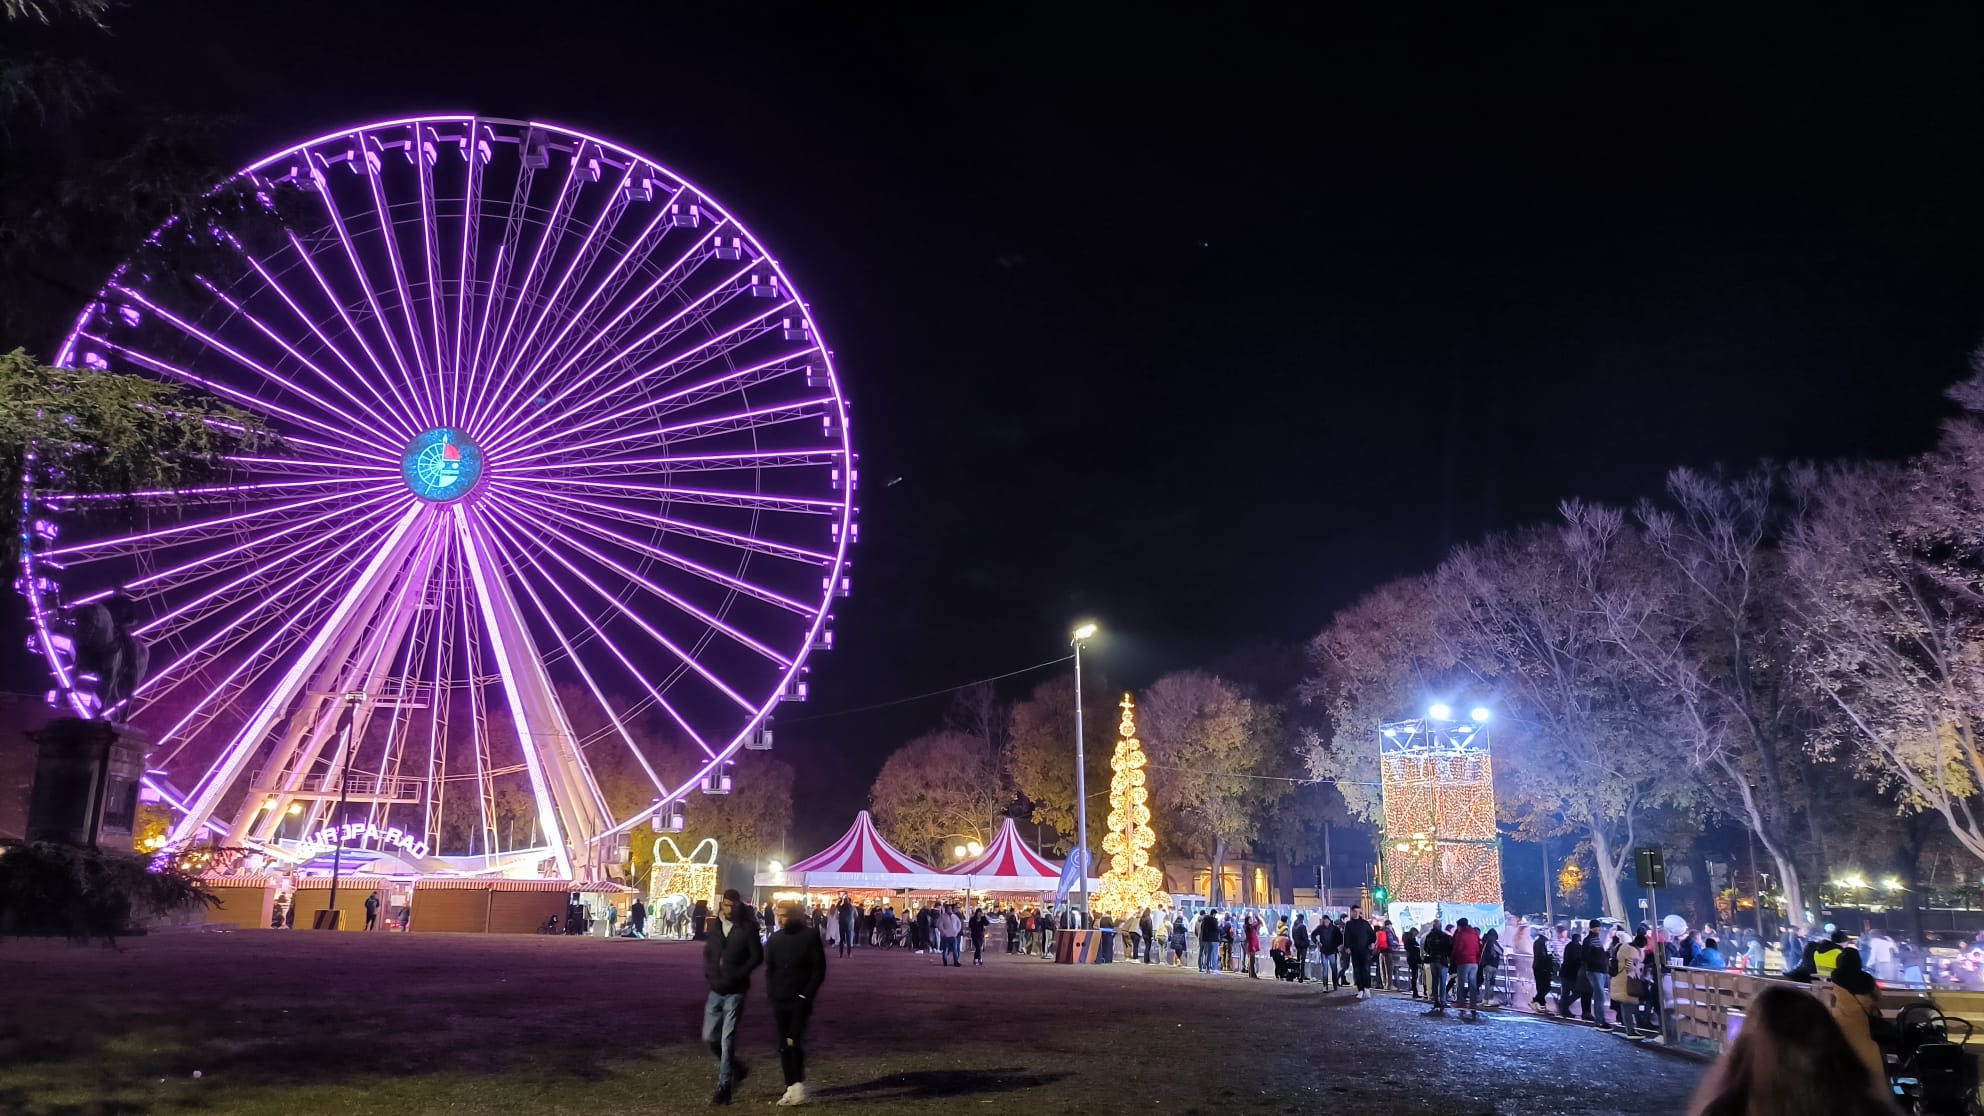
[767,859,783,874]
[1072,622,1099,643]
[1428,702,1453,721]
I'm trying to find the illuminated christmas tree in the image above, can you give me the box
[1094,693,1167,918]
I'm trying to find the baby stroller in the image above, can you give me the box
[1885,1002,1980,1116]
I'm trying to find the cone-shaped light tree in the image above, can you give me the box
[1094,693,1167,918]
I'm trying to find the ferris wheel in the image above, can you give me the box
[21,116,855,878]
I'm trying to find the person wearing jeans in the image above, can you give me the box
[1449,918,1483,1021]
[703,891,764,1105]
[1197,911,1221,973]
[937,905,964,967]
[1420,922,1453,1014]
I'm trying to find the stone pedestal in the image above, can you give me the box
[25,717,145,851]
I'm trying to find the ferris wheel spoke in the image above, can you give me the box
[476,234,746,450]
[504,474,846,515]
[464,151,581,440]
[450,122,487,427]
[43,473,388,509]
[133,500,414,703]
[411,128,451,424]
[501,447,848,481]
[488,215,725,428]
[125,487,415,633]
[494,481,815,617]
[193,273,418,443]
[490,495,801,658]
[497,528,672,792]
[77,329,380,452]
[488,480,833,564]
[305,167,427,427]
[356,143,446,425]
[505,396,833,467]
[498,349,818,462]
[103,285,391,450]
[46,482,404,562]
[164,501,427,844]
[501,187,684,406]
[485,145,585,384]
[144,500,421,773]
[459,241,510,435]
[500,296,797,452]
[491,157,634,414]
[281,230,430,432]
[479,510,718,757]
[475,501,761,710]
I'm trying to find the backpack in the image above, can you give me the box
[1375,929,1390,952]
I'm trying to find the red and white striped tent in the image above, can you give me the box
[948,817,1097,894]
[755,810,952,892]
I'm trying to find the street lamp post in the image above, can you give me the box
[324,690,368,930]
[1071,622,1098,921]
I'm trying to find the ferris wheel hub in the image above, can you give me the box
[400,427,484,502]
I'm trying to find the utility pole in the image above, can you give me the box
[323,691,368,929]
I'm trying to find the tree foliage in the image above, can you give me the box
[869,729,1006,863]
[0,348,272,566]
[0,841,215,943]
[1005,674,1111,852]
[1784,393,1984,865]
[1139,671,1283,905]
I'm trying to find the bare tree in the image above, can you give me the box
[1784,414,1984,864]
[1569,472,1820,922]
[1439,522,1697,923]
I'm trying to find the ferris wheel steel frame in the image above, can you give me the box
[23,115,856,879]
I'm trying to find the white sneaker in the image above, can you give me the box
[776,1083,807,1106]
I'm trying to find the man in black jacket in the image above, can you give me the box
[1343,908,1376,1000]
[765,901,827,1107]
[704,890,764,1105]
[1421,922,1453,1015]
[1291,915,1311,982]
[1558,924,1589,1020]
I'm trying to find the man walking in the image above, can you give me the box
[1139,908,1156,964]
[1344,907,1376,1000]
[834,894,854,958]
[968,906,989,966]
[1291,914,1311,982]
[703,890,764,1105]
[1314,915,1340,989]
[1582,925,1612,1031]
[765,900,826,1107]
[936,904,963,967]
[363,890,380,931]
[1451,917,1483,1022]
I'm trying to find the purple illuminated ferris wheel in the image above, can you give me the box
[23,116,855,879]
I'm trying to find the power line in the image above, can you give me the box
[778,654,1076,724]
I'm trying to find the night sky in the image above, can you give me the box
[12,5,1984,849]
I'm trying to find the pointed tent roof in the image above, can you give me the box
[780,810,941,882]
[947,817,1061,881]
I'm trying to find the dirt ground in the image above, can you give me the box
[0,929,1705,1115]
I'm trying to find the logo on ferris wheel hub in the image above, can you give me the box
[402,428,484,502]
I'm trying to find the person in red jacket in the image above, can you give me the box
[1450,917,1485,1022]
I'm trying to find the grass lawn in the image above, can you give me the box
[0,929,1703,1114]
